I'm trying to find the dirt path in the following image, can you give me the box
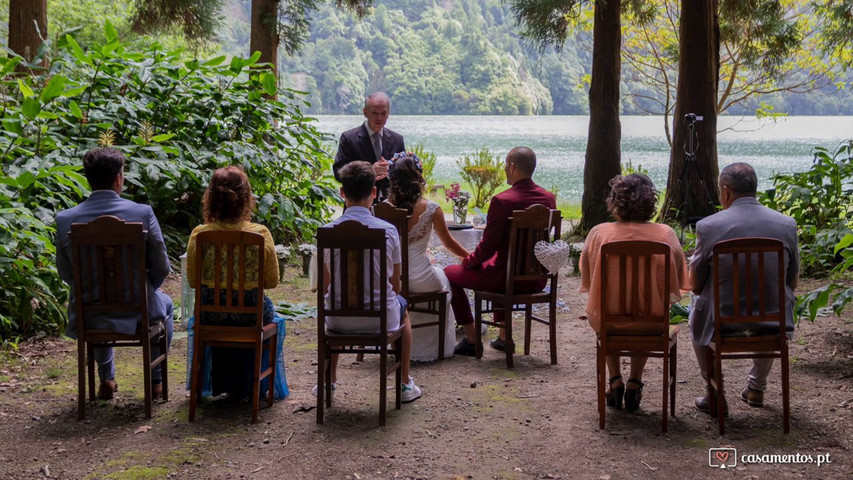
[0,267,850,480]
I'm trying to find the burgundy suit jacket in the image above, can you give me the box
[463,178,557,283]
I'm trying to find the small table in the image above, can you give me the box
[429,226,484,252]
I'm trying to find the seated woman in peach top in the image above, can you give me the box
[580,174,689,412]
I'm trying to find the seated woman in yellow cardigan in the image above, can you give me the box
[186,165,279,398]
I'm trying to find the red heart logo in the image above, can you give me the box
[716,451,729,463]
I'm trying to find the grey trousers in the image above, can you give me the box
[693,344,774,392]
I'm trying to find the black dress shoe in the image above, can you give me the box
[490,337,505,351]
[695,395,729,417]
[453,338,477,357]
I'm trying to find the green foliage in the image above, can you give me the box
[759,141,853,275]
[796,235,853,323]
[409,143,436,191]
[621,160,649,176]
[0,23,338,340]
[456,147,506,209]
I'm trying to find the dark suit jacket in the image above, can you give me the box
[333,123,405,197]
[55,190,172,337]
[463,178,557,284]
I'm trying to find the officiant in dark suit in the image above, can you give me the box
[333,92,405,200]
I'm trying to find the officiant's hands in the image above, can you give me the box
[374,158,390,181]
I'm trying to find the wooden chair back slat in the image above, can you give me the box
[708,236,790,434]
[189,229,275,423]
[316,220,402,425]
[597,239,677,432]
[505,205,562,292]
[70,215,166,420]
[600,240,671,335]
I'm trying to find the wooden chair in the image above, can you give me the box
[316,221,403,426]
[188,230,277,423]
[473,204,562,368]
[596,241,678,432]
[374,202,448,360]
[70,215,168,420]
[707,237,790,435]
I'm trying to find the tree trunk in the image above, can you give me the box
[579,0,623,233]
[8,0,48,67]
[250,0,279,71]
[661,0,720,224]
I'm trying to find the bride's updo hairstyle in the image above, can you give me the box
[202,165,256,224]
[606,173,658,222]
[388,154,425,214]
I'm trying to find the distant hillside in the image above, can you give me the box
[219,0,853,116]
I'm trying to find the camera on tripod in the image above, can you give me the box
[684,113,703,123]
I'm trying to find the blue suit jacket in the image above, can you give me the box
[688,196,799,346]
[55,190,172,337]
[333,123,405,198]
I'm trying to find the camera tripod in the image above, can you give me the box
[663,114,715,237]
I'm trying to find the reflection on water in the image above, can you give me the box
[315,115,853,201]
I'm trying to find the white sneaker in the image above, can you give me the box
[312,383,336,397]
[401,379,422,403]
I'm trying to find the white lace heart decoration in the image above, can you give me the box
[534,240,571,275]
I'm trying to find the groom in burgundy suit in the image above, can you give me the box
[445,146,556,356]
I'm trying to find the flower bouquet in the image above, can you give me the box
[445,182,471,225]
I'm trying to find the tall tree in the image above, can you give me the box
[8,0,48,67]
[623,0,838,146]
[251,0,279,67]
[132,0,372,72]
[509,0,623,232]
[660,0,720,224]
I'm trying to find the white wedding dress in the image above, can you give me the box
[407,200,457,361]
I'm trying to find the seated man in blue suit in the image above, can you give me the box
[55,147,174,400]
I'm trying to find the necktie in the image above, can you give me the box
[371,131,382,161]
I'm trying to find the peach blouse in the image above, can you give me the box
[580,222,689,332]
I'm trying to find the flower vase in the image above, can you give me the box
[452,202,468,225]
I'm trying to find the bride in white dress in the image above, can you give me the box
[387,154,469,361]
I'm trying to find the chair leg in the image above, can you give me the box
[160,331,169,402]
[670,342,677,418]
[524,303,532,356]
[142,340,153,419]
[474,296,483,360]
[77,339,86,420]
[662,353,669,433]
[596,339,605,429]
[316,345,325,424]
[268,336,276,408]
[714,350,725,435]
[504,306,514,369]
[782,344,790,433]
[251,340,262,424]
[437,298,446,360]
[189,329,202,422]
[379,347,387,427]
[549,298,558,365]
[87,344,96,402]
[395,336,403,410]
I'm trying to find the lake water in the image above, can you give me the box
[315,115,853,202]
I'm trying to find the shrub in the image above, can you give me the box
[759,141,853,275]
[456,147,505,209]
[410,144,436,191]
[0,23,338,341]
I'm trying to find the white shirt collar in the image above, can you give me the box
[364,121,382,138]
